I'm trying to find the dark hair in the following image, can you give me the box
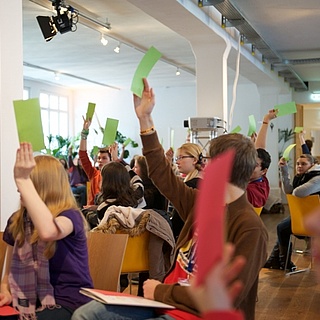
[100,162,138,207]
[134,156,149,181]
[98,148,111,160]
[209,133,257,190]
[305,139,313,152]
[257,148,271,170]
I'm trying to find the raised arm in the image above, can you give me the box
[255,109,277,149]
[299,130,311,154]
[14,143,73,241]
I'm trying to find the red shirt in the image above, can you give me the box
[246,175,270,207]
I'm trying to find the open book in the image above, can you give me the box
[80,288,175,309]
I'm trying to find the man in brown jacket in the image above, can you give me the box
[71,79,268,320]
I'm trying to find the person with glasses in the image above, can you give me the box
[264,154,320,271]
[170,143,203,241]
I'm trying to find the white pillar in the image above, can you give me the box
[0,0,23,229]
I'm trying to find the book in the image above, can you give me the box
[80,288,175,309]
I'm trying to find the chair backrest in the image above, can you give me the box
[87,232,128,291]
[286,194,320,236]
[0,232,7,279]
[118,231,150,274]
[253,207,263,216]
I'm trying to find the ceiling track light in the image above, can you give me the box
[54,72,60,80]
[100,34,108,46]
[114,43,121,53]
[176,67,181,76]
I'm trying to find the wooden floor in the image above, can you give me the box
[257,206,320,320]
[127,206,320,319]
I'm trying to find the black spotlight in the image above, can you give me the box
[36,16,57,42]
[53,12,72,34]
[36,0,75,42]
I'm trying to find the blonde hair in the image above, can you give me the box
[9,155,87,258]
[176,143,203,182]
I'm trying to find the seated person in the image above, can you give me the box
[71,78,267,320]
[246,110,276,208]
[264,154,320,271]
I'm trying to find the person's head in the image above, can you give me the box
[100,161,138,207]
[175,143,203,181]
[133,156,149,181]
[306,139,313,152]
[10,155,82,258]
[97,147,111,170]
[296,154,315,175]
[209,133,257,190]
[249,148,271,182]
[130,155,139,169]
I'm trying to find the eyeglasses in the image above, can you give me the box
[175,155,194,162]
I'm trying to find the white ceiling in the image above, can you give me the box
[23,0,320,90]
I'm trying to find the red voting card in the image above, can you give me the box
[0,305,20,316]
[194,149,234,286]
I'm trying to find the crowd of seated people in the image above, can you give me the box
[6,78,320,320]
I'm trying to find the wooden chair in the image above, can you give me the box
[87,232,128,291]
[118,231,150,293]
[285,194,320,276]
[253,207,263,216]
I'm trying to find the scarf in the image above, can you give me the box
[8,213,56,320]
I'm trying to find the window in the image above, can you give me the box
[39,92,69,146]
[23,88,30,100]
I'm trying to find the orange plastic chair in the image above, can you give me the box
[253,207,263,216]
[117,231,150,293]
[285,194,320,276]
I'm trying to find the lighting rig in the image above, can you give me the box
[36,0,78,41]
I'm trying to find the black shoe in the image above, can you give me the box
[264,257,281,269]
[280,260,297,272]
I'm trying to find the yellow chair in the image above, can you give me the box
[118,231,150,293]
[253,207,263,216]
[87,232,128,291]
[285,194,320,276]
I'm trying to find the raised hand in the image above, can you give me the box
[14,143,36,182]
[133,78,155,121]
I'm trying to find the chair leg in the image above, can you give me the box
[285,235,311,277]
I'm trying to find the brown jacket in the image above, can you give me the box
[141,132,268,320]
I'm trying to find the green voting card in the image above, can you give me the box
[91,146,100,156]
[102,118,119,146]
[131,46,162,97]
[247,115,256,136]
[275,102,297,117]
[170,129,175,150]
[13,98,45,152]
[86,102,96,121]
[230,125,241,134]
[283,144,296,160]
[294,126,303,133]
[123,138,132,147]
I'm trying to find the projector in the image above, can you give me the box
[183,117,224,131]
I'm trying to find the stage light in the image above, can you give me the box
[36,0,76,42]
[36,16,57,42]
